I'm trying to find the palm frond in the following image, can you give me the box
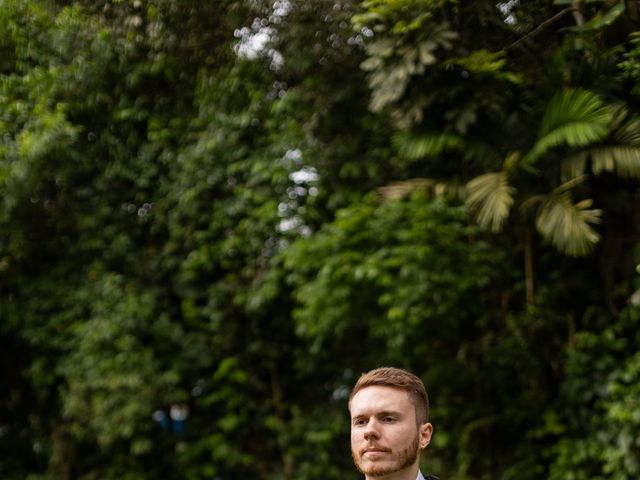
[539,89,612,138]
[378,177,464,200]
[463,141,503,163]
[591,146,640,178]
[561,151,588,181]
[613,116,640,144]
[465,171,515,232]
[536,193,602,256]
[601,115,640,178]
[561,115,640,179]
[378,178,435,200]
[392,131,464,160]
[526,89,612,164]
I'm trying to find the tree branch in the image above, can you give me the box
[506,7,576,51]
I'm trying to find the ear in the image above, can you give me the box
[419,422,433,449]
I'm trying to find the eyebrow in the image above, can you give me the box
[351,410,402,420]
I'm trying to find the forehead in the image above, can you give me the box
[349,385,414,417]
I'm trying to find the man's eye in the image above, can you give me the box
[383,416,395,422]
[354,419,367,426]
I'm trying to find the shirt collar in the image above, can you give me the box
[416,471,425,480]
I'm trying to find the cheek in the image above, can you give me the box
[351,428,366,449]
[392,426,416,444]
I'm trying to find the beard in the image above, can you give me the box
[351,432,420,477]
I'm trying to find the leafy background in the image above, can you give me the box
[2,0,640,479]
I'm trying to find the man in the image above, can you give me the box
[349,367,437,480]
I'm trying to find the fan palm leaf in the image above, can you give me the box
[598,115,640,178]
[392,131,464,160]
[561,114,640,180]
[525,88,612,164]
[466,171,515,232]
[536,192,602,256]
[378,177,465,200]
[591,146,640,177]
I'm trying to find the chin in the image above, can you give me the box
[357,460,402,477]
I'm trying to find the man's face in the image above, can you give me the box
[349,386,432,478]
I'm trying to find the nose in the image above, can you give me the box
[363,418,381,440]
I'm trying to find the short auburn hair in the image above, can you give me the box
[349,367,430,424]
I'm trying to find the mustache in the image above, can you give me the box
[359,445,392,456]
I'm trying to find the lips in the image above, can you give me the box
[361,446,392,456]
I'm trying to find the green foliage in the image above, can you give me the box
[352,0,447,33]
[2,0,640,479]
[286,193,505,354]
[546,306,640,480]
[444,49,523,85]
[361,22,457,117]
[463,88,635,256]
[619,31,640,95]
[576,3,627,32]
[59,274,185,450]
[353,0,459,125]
